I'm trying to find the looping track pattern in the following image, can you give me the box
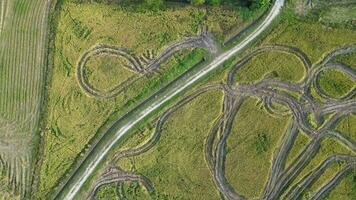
[90,44,356,200]
[77,32,217,99]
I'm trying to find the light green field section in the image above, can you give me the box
[225,97,290,198]
[318,69,355,99]
[112,89,224,199]
[336,114,356,140]
[0,0,49,198]
[84,55,137,91]
[265,14,356,199]
[89,7,356,200]
[285,131,310,166]
[285,137,354,199]
[233,51,306,84]
[264,19,356,64]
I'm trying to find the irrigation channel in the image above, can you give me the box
[52,0,308,199]
[87,44,356,200]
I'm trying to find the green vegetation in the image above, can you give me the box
[264,10,356,199]
[332,53,356,70]
[285,131,310,166]
[336,114,356,140]
[233,51,306,84]
[37,0,245,199]
[226,97,291,198]
[189,0,271,10]
[92,0,271,9]
[255,132,269,153]
[319,5,356,27]
[263,19,356,64]
[318,69,355,99]
[325,171,356,200]
[286,137,354,199]
[80,4,356,200]
[114,90,224,199]
[96,183,119,200]
[32,0,356,199]
[85,55,137,91]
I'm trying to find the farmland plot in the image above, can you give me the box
[0,0,50,197]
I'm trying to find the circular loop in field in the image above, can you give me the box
[77,44,144,99]
[227,45,311,87]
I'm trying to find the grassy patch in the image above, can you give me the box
[325,171,356,200]
[37,1,356,199]
[38,0,249,197]
[85,55,138,91]
[332,52,356,70]
[318,69,355,99]
[285,137,354,198]
[301,161,347,198]
[115,89,224,199]
[13,0,29,16]
[225,97,291,198]
[319,4,356,28]
[37,1,253,198]
[285,131,310,166]
[96,183,119,200]
[336,114,356,140]
[233,51,306,84]
[263,19,356,64]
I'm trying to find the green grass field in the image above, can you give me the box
[318,69,355,98]
[233,51,306,84]
[226,97,291,198]
[90,5,356,199]
[113,89,224,200]
[284,137,354,199]
[31,0,356,199]
[265,12,356,199]
[36,0,246,199]
[325,171,356,200]
[336,114,356,139]
[263,17,356,64]
[82,54,137,91]
[332,52,356,70]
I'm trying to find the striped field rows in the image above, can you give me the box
[0,0,50,197]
